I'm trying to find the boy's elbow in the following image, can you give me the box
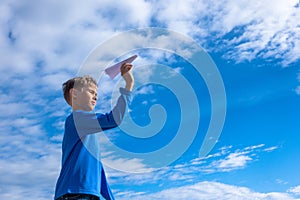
[105,112,123,129]
[111,108,125,126]
[113,114,123,127]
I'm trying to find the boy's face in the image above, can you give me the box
[72,83,98,111]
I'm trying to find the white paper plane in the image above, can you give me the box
[104,55,138,79]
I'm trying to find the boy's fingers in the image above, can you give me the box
[121,63,133,69]
[121,63,133,74]
[126,65,133,71]
[121,63,133,76]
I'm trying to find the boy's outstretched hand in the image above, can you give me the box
[121,63,134,91]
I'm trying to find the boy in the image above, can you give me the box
[54,63,134,200]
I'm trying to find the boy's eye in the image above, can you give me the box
[89,90,97,96]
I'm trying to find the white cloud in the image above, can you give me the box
[0,157,60,200]
[103,156,154,173]
[1,0,299,82]
[153,0,300,66]
[276,179,289,185]
[152,0,208,36]
[1,0,144,78]
[134,85,155,95]
[289,185,300,195]
[0,1,299,199]
[116,181,299,200]
[0,130,61,200]
[263,146,280,152]
[95,0,152,28]
[244,144,265,150]
[104,144,279,188]
[0,102,33,117]
[214,152,252,171]
[189,144,270,173]
[214,0,300,66]
[42,72,71,91]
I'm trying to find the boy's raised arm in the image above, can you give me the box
[121,63,134,92]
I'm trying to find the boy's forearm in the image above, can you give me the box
[110,87,132,127]
[125,81,134,91]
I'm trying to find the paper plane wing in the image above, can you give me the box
[104,55,138,79]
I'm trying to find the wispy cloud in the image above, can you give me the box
[212,151,252,171]
[115,181,299,200]
[104,144,280,191]
[1,0,299,81]
[153,0,300,66]
[190,144,270,173]
[134,85,155,95]
[0,128,61,200]
[263,146,280,152]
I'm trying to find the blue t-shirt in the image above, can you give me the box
[54,88,131,200]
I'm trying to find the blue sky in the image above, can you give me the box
[0,0,300,199]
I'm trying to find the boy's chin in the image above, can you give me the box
[85,107,94,112]
[73,106,94,112]
[88,106,96,111]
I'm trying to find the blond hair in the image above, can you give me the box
[62,75,97,106]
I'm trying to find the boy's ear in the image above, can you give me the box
[70,88,77,98]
